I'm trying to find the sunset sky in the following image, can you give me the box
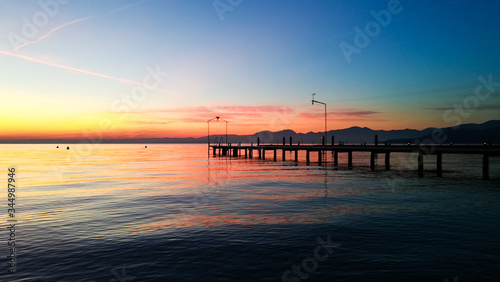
[0,0,499,139]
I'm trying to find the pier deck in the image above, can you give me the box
[209,144,500,179]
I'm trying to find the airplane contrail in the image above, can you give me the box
[0,50,182,96]
[0,50,145,85]
[14,0,148,51]
[14,17,93,51]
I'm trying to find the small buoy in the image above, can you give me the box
[67,146,70,150]
[145,146,147,148]
[56,146,59,148]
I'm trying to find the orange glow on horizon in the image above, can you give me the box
[0,100,451,140]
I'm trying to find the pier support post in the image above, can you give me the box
[262,149,266,160]
[249,149,253,159]
[348,151,353,168]
[258,149,262,159]
[233,148,238,157]
[483,154,489,180]
[385,152,390,171]
[245,148,248,158]
[437,153,442,177]
[370,152,376,170]
[274,149,277,162]
[257,138,260,146]
[294,150,298,162]
[282,149,286,161]
[213,147,216,157]
[418,152,424,177]
[334,151,338,167]
[318,151,322,165]
[306,150,310,165]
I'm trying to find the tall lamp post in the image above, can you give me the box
[311,93,327,144]
[207,116,229,148]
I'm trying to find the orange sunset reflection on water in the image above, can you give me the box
[3,144,496,240]
[1,144,359,239]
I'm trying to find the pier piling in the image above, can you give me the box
[437,153,442,177]
[483,154,489,180]
[385,152,390,171]
[370,152,376,170]
[418,152,424,177]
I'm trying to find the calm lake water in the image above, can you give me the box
[0,144,499,281]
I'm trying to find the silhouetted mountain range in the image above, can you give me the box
[1,120,499,144]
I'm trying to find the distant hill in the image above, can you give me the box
[219,120,499,145]
[1,120,499,145]
[387,120,500,144]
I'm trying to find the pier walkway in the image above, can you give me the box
[209,143,500,180]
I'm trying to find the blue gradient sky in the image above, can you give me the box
[0,0,499,139]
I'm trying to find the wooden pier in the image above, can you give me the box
[209,143,500,180]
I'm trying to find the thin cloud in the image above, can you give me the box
[297,110,379,119]
[128,120,172,125]
[138,105,295,115]
[106,0,148,14]
[216,105,295,113]
[431,104,500,111]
